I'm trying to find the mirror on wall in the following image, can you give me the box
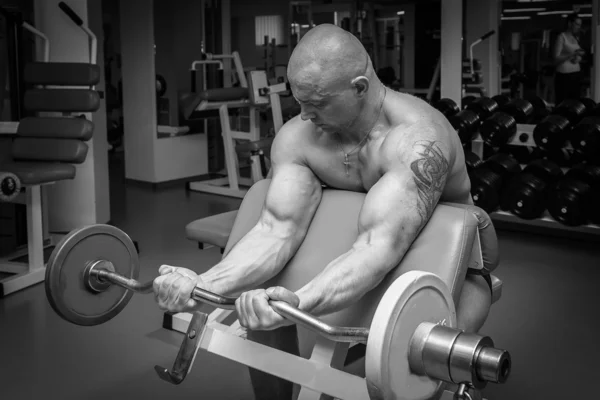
[499,0,593,105]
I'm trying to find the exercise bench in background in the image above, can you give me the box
[180,51,286,199]
[0,2,100,296]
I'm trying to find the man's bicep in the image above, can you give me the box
[357,139,451,250]
[259,162,322,239]
[408,139,451,223]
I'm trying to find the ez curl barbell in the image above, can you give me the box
[45,224,511,400]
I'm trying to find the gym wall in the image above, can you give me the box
[230,0,290,69]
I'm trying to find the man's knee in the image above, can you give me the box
[456,274,492,333]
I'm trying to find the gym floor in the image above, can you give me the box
[1,152,599,400]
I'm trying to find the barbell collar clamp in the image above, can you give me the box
[408,322,511,390]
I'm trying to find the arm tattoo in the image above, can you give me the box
[410,140,449,224]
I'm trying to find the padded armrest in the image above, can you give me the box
[443,203,499,274]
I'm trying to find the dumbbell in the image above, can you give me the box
[479,112,517,147]
[499,98,535,124]
[553,98,589,125]
[433,98,460,119]
[542,146,587,168]
[0,172,21,202]
[533,114,572,153]
[462,96,477,109]
[570,116,600,163]
[491,94,511,110]
[469,153,521,212]
[547,163,600,226]
[498,144,544,165]
[534,99,590,152]
[578,97,597,117]
[525,95,551,123]
[450,97,500,145]
[465,97,500,122]
[464,150,483,173]
[500,159,563,220]
[450,109,481,144]
[434,98,486,145]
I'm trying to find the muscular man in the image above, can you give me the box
[154,24,491,399]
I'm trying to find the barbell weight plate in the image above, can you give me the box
[365,270,456,400]
[45,224,139,326]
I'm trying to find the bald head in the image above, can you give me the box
[288,24,372,93]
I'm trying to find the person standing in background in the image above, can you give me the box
[553,14,585,105]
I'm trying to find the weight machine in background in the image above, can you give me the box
[0,1,102,296]
[181,51,287,198]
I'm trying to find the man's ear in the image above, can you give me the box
[350,76,370,97]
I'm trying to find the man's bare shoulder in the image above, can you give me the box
[270,115,316,164]
[381,92,458,168]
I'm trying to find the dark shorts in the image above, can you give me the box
[467,270,494,294]
[554,71,583,105]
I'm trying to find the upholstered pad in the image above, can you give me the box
[25,89,101,112]
[224,180,481,330]
[198,87,249,102]
[0,162,76,184]
[12,138,88,164]
[185,210,238,249]
[24,62,101,86]
[178,88,250,120]
[17,117,94,141]
[443,203,499,274]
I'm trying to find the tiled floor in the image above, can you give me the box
[1,153,600,399]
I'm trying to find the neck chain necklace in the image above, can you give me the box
[337,87,386,176]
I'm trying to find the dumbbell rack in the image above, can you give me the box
[471,124,600,240]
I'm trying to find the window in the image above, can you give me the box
[255,15,285,46]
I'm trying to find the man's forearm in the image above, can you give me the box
[199,226,301,296]
[295,243,405,317]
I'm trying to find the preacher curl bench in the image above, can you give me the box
[44,178,510,400]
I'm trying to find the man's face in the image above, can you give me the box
[290,79,357,133]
